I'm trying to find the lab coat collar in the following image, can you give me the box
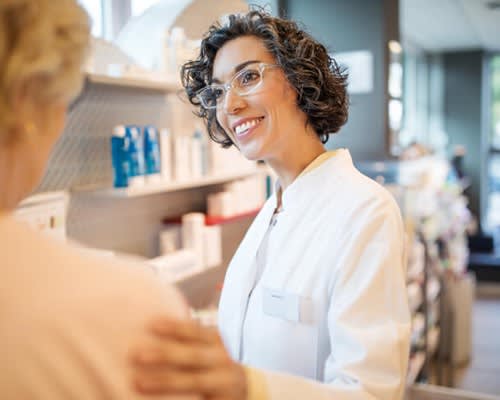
[277,149,351,212]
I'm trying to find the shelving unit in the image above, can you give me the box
[205,208,261,226]
[408,351,426,385]
[408,281,424,313]
[427,326,440,358]
[170,264,220,285]
[175,264,226,309]
[76,167,264,198]
[86,72,181,92]
[405,217,445,385]
[27,32,273,325]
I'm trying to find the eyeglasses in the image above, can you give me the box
[196,62,280,110]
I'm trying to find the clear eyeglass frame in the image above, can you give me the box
[196,62,280,110]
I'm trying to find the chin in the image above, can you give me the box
[239,148,262,162]
[238,140,267,161]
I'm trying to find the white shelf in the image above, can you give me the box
[168,264,220,284]
[191,308,218,327]
[174,264,226,310]
[86,72,181,92]
[80,168,265,198]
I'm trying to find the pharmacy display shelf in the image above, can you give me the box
[411,313,425,348]
[427,276,441,304]
[407,351,426,385]
[205,208,261,226]
[427,326,440,358]
[78,168,265,198]
[86,72,181,92]
[161,207,262,226]
[169,264,220,285]
[175,264,226,309]
[190,308,218,327]
[408,282,423,313]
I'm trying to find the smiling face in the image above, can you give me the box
[213,35,303,162]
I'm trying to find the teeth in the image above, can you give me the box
[235,118,261,135]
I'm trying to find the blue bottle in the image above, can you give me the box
[111,125,129,188]
[143,125,161,179]
[125,125,145,187]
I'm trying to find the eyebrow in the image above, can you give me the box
[212,60,261,83]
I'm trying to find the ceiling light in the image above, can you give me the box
[388,40,402,54]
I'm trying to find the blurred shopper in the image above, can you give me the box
[132,9,411,400]
[0,1,189,398]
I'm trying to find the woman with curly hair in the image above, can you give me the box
[132,9,411,400]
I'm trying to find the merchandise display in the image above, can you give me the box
[110,121,258,192]
[360,155,473,385]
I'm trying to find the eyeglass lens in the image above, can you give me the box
[199,65,265,109]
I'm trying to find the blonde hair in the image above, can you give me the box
[0,0,90,142]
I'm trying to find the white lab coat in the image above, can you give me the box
[218,149,411,399]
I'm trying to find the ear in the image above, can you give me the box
[282,74,300,105]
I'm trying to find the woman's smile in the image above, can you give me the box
[233,116,265,138]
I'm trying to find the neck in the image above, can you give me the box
[266,126,326,190]
[0,138,32,213]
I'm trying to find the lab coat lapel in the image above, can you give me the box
[218,197,276,359]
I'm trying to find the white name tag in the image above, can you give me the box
[262,287,300,322]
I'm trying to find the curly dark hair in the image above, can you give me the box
[181,9,349,147]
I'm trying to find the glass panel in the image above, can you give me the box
[486,153,500,231]
[492,56,500,149]
[78,0,103,37]
[388,41,403,155]
[389,99,403,131]
[131,0,162,16]
[389,61,403,98]
[485,56,500,232]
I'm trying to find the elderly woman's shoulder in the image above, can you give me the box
[0,214,186,316]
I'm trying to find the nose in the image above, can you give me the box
[221,87,245,114]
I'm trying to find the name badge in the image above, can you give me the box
[262,287,300,322]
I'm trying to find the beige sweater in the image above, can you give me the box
[0,214,191,399]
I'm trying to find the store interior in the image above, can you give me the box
[12,0,500,399]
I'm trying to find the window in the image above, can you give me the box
[491,56,500,149]
[78,0,104,37]
[131,0,162,17]
[485,55,500,231]
[388,41,403,155]
[399,50,447,155]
